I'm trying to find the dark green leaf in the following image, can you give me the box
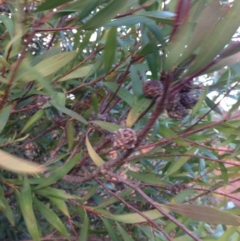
[104,27,117,72]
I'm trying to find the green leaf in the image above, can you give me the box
[19,176,40,241]
[188,1,240,74]
[139,11,175,24]
[109,209,164,224]
[51,92,66,106]
[79,211,90,241]
[167,147,198,176]
[130,65,143,96]
[0,15,14,38]
[84,0,129,30]
[161,203,240,226]
[127,171,163,185]
[21,109,45,133]
[205,96,222,115]
[35,0,72,12]
[105,16,154,27]
[66,120,75,150]
[101,218,121,241]
[0,150,46,174]
[35,152,82,190]
[50,101,88,125]
[104,27,117,72]
[34,187,79,200]
[116,222,135,241]
[49,197,70,217]
[0,104,11,133]
[81,185,98,202]
[91,120,122,133]
[103,82,135,107]
[126,98,152,127]
[190,87,208,117]
[18,51,77,81]
[57,65,93,82]
[0,185,14,225]
[205,51,240,74]
[34,198,69,240]
[218,163,228,185]
[86,134,105,167]
[0,198,5,209]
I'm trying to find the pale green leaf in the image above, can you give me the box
[0,150,46,174]
[0,104,11,133]
[86,134,105,167]
[34,198,69,240]
[21,109,45,133]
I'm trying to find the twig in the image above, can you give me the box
[95,178,172,241]
[64,73,171,184]
[106,171,202,241]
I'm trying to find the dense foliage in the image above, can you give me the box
[1,0,240,240]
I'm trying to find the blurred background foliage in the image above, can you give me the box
[1,0,240,240]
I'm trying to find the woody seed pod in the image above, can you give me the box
[180,93,198,109]
[113,128,137,150]
[143,80,163,98]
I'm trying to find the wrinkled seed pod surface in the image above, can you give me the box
[180,93,198,109]
[143,80,163,98]
[113,128,137,150]
[180,80,194,93]
[167,103,188,121]
[166,94,181,111]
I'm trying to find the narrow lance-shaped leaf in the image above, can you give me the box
[130,65,143,97]
[167,147,198,176]
[34,187,80,200]
[21,109,45,133]
[160,203,240,226]
[35,0,72,12]
[19,176,41,241]
[66,120,75,150]
[90,120,122,133]
[104,27,117,72]
[49,197,70,217]
[0,150,46,174]
[101,218,121,241]
[34,152,82,190]
[0,104,11,133]
[86,133,105,167]
[126,98,152,127]
[17,51,77,81]
[79,211,90,241]
[188,1,240,75]
[34,198,69,240]
[116,222,135,241]
[0,185,14,225]
[50,101,88,125]
[84,0,128,30]
[103,82,135,107]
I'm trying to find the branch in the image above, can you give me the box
[95,178,172,241]
[64,73,172,183]
[106,171,202,241]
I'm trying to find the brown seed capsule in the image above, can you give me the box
[180,80,194,93]
[113,128,137,150]
[180,93,198,109]
[167,98,189,121]
[143,80,163,98]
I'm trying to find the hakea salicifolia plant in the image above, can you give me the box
[143,79,201,120]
